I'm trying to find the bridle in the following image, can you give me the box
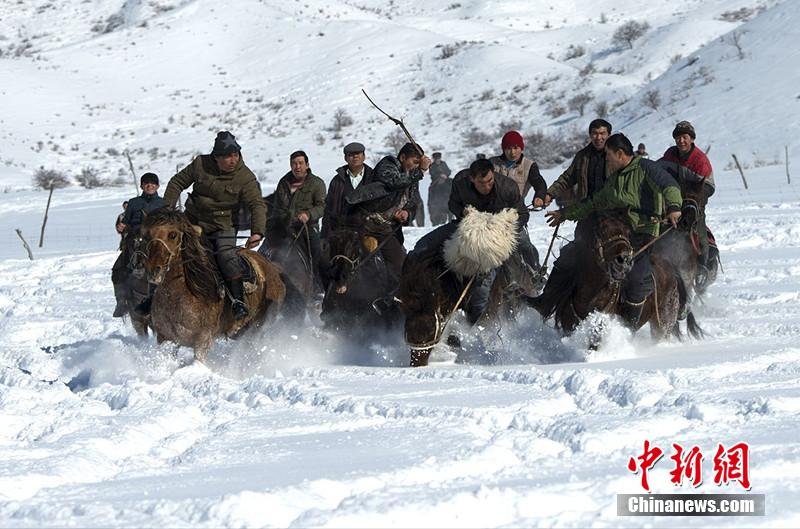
[406,274,476,351]
[594,231,633,271]
[143,233,183,276]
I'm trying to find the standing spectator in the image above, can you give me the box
[428,152,453,226]
[637,143,649,158]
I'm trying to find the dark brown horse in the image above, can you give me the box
[397,208,538,367]
[123,235,154,337]
[140,209,287,362]
[534,213,701,343]
[320,228,400,338]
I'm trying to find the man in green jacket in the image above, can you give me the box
[537,133,682,326]
[265,150,326,287]
[142,130,266,320]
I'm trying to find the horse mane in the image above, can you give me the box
[398,251,447,314]
[142,208,222,302]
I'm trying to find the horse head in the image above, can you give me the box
[140,208,193,285]
[397,252,451,352]
[591,213,634,283]
[326,228,375,295]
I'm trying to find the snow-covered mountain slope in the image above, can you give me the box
[0,0,792,193]
[1,158,800,526]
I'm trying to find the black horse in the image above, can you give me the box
[319,227,401,340]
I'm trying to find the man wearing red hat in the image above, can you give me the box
[489,130,547,272]
[659,120,718,291]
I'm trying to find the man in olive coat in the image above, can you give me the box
[265,150,326,285]
[154,130,266,320]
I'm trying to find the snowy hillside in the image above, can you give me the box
[0,0,793,194]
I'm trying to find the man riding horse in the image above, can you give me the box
[532,133,683,327]
[344,142,430,281]
[137,131,266,321]
[411,157,536,324]
[658,120,718,292]
[111,172,165,317]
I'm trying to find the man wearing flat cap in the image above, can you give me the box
[321,141,374,239]
[151,130,266,320]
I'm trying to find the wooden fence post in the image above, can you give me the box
[786,145,791,185]
[731,154,749,190]
[38,183,55,248]
[125,150,138,194]
[15,229,34,260]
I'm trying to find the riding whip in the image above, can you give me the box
[361,89,424,157]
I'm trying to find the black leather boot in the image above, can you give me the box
[227,278,249,321]
[112,283,128,317]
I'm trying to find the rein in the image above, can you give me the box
[407,274,476,351]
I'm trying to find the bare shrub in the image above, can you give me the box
[730,30,746,60]
[612,20,650,49]
[384,129,407,152]
[462,127,493,149]
[32,167,71,189]
[563,44,586,60]
[76,167,102,188]
[331,108,354,131]
[568,92,593,116]
[527,128,587,168]
[413,88,426,100]
[642,89,661,110]
[594,100,609,117]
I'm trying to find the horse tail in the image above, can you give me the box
[675,272,705,340]
[686,311,705,340]
[279,272,307,323]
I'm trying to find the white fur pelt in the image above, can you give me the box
[443,206,519,278]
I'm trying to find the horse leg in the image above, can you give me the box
[410,348,431,367]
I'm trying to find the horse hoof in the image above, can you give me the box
[410,349,431,367]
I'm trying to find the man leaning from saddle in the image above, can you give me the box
[411,157,534,325]
[344,141,430,281]
[136,131,266,321]
[533,133,682,327]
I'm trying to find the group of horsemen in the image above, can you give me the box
[112,117,717,330]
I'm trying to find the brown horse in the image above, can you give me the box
[397,208,537,366]
[140,208,287,362]
[534,213,700,343]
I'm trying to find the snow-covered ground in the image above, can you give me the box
[3,0,800,526]
[2,160,800,527]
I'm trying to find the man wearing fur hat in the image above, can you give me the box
[345,142,430,280]
[143,131,266,321]
[659,120,717,290]
[489,130,546,270]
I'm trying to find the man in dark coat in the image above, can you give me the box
[545,118,612,208]
[428,152,452,225]
[345,142,431,280]
[321,142,373,239]
[153,131,266,320]
[412,158,532,323]
[111,173,165,317]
